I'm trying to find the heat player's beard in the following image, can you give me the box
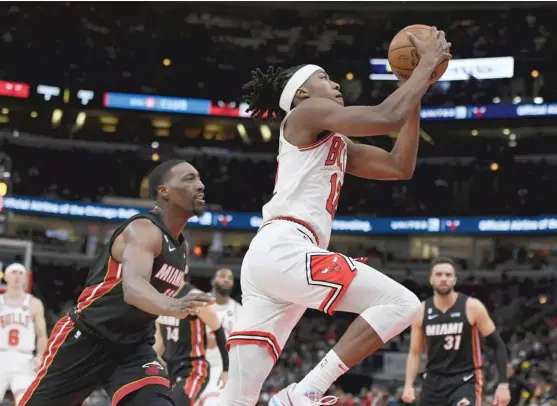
[214,284,232,297]
[434,286,454,296]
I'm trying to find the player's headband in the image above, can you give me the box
[279,64,323,113]
[5,263,26,275]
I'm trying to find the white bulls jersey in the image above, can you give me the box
[262,114,348,249]
[205,298,242,367]
[0,294,35,353]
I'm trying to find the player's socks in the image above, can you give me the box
[294,350,348,395]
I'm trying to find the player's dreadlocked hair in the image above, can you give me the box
[241,65,305,119]
[146,159,186,200]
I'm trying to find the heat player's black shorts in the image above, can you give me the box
[19,315,175,406]
[419,370,483,406]
[169,359,210,405]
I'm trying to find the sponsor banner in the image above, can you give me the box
[3,196,557,235]
[420,103,557,120]
[2,77,556,121]
[370,56,514,81]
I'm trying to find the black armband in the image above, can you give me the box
[485,330,508,383]
[214,326,229,372]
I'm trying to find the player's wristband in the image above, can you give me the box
[214,326,229,371]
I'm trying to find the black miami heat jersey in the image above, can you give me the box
[158,284,208,379]
[422,293,482,375]
[70,210,188,345]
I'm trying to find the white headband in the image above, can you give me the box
[279,64,323,113]
[5,263,26,275]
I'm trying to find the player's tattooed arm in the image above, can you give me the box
[31,297,48,367]
[403,301,425,404]
[114,219,212,318]
[344,105,420,180]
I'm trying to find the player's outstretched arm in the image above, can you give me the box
[344,103,421,180]
[293,27,450,137]
[402,302,425,403]
[31,296,48,368]
[114,219,213,318]
[467,298,511,406]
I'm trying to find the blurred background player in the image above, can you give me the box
[402,257,512,406]
[198,268,242,406]
[155,276,229,406]
[0,263,47,406]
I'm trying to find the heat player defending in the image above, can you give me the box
[0,263,48,406]
[402,257,511,406]
[19,160,214,406]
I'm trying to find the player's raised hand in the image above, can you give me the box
[401,386,415,403]
[169,292,215,318]
[408,26,451,66]
[493,383,511,406]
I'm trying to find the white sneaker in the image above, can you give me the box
[269,383,338,406]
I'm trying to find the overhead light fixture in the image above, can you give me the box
[260,124,272,142]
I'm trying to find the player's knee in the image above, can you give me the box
[359,287,421,342]
[401,288,421,321]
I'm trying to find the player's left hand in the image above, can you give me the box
[218,371,229,389]
[493,383,511,406]
[32,356,43,371]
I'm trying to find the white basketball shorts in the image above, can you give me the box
[0,351,35,398]
[226,217,362,363]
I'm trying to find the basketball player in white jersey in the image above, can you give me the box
[198,268,241,406]
[218,27,451,406]
[0,263,47,405]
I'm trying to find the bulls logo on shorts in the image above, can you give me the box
[457,397,470,406]
[142,361,164,376]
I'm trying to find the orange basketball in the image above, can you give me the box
[388,24,449,84]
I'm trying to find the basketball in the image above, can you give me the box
[388,24,449,84]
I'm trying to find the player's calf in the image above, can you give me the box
[220,345,275,406]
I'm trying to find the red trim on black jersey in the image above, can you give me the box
[76,256,121,313]
[189,318,206,358]
[183,360,209,404]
